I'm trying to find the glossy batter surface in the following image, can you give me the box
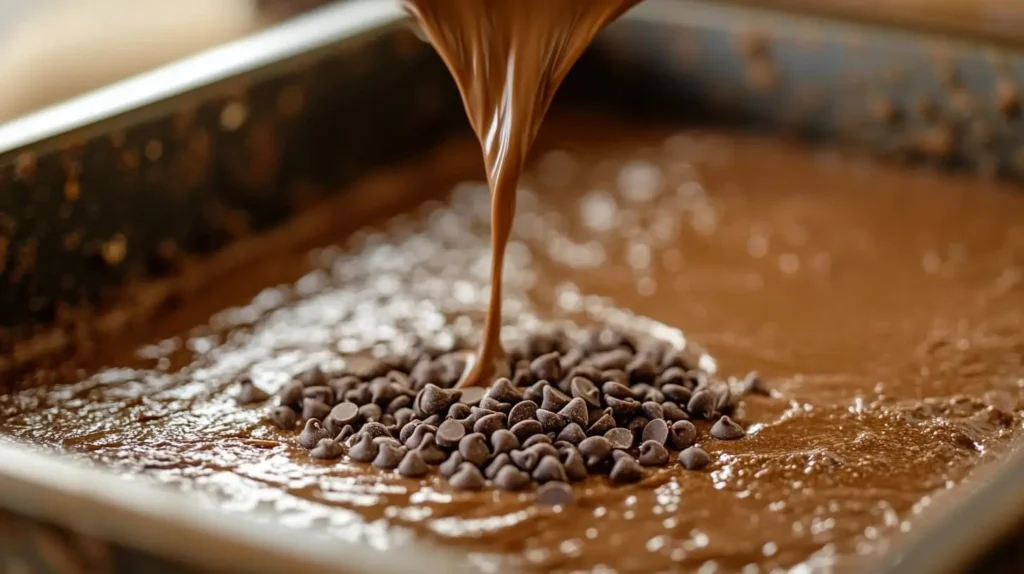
[2,116,1023,572]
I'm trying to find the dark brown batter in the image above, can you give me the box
[2,114,1022,571]
[402,0,639,387]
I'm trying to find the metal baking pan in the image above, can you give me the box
[0,0,1021,571]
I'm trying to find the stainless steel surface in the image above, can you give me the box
[0,0,1021,572]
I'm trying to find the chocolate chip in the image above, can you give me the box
[528,442,560,460]
[602,369,629,386]
[568,376,600,408]
[450,462,486,490]
[329,375,360,399]
[604,427,634,450]
[386,394,412,414]
[561,448,588,481]
[297,366,327,387]
[409,356,438,389]
[556,397,589,428]
[687,389,716,419]
[540,386,571,412]
[586,413,616,436]
[522,380,548,404]
[487,378,523,404]
[611,449,633,463]
[626,355,658,383]
[483,453,511,479]
[662,402,688,422]
[715,385,737,413]
[416,433,447,464]
[373,443,406,469]
[627,417,648,441]
[657,366,687,387]
[335,424,356,443]
[307,438,344,460]
[668,420,698,450]
[559,347,585,371]
[609,456,644,484]
[448,403,472,419]
[474,412,507,435]
[533,455,568,484]
[459,386,486,406]
[269,406,297,430]
[642,418,669,445]
[556,423,586,445]
[369,378,397,405]
[298,419,330,449]
[302,398,331,421]
[601,381,633,400]
[578,436,612,467]
[278,380,304,408]
[394,407,417,429]
[536,409,569,433]
[349,433,379,462]
[405,423,435,449]
[344,386,372,406]
[510,419,544,442]
[439,451,463,477]
[641,401,664,421]
[422,414,443,426]
[590,348,632,371]
[494,465,532,491]
[479,396,512,413]
[710,416,745,440]
[399,420,421,444]
[638,440,669,466]
[679,446,711,470]
[373,436,402,448]
[661,384,691,404]
[360,422,391,440]
[358,403,383,423]
[606,396,640,418]
[483,428,517,455]
[458,433,490,467]
[741,371,770,396]
[510,448,540,472]
[398,449,429,477]
[508,400,539,427]
[531,352,562,382]
[237,379,271,405]
[512,361,534,388]
[524,434,554,448]
[470,406,499,419]
[567,364,603,385]
[436,419,466,449]
[644,388,666,404]
[533,481,572,506]
[418,384,461,417]
[685,369,708,390]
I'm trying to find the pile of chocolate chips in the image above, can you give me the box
[240,328,770,503]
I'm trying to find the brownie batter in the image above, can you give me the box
[2,114,1022,571]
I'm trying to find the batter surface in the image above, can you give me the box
[2,115,1023,572]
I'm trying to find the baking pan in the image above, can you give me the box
[0,0,1021,572]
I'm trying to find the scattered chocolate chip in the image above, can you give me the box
[329,376,360,399]
[269,406,297,430]
[540,385,571,412]
[418,384,461,417]
[485,453,512,479]
[609,456,644,484]
[684,369,708,390]
[474,412,507,436]
[421,414,443,427]
[638,440,669,466]
[494,465,532,491]
[373,436,402,448]
[710,416,745,440]
[523,434,553,448]
[450,463,486,491]
[458,386,486,406]
[611,449,633,463]
[490,429,520,454]
[741,371,770,396]
[358,403,383,423]
[237,379,271,405]
[662,402,688,421]
[559,347,585,371]
[470,406,499,419]
[586,413,616,436]
[369,378,397,405]
[641,401,664,421]
[399,420,421,444]
[605,427,634,450]
[360,422,391,440]
[578,436,612,467]
[531,352,562,382]
[536,409,569,433]
[372,443,406,469]
[278,380,304,408]
[687,389,717,419]
[436,419,467,449]
[398,449,429,477]
[511,419,544,442]
[310,438,346,460]
[523,380,548,404]
[605,396,639,418]
[602,369,629,386]
[556,423,586,445]
[448,403,472,419]
[302,399,331,421]
[459,433,490,467]
[644,388,666,404]
[642,418,670,445]
[714,385,736,413]
[508,400,539,427]
[479,396,512,413]
[657,366,687,387]
[661,384,691,404]
[562,449,588,481]
[569,376,601,408]
[601,381,633,400]
[405,423,436,449]
[386,394,412,414]
[627,416,648,440]
[626,355,658,383]
[439,451,463,478]
[335,424,355,443]
[345,385,373,406]
[394,407,417,428]
[533,455,569,484]
[679,446,711,470]
[487,378,523,404]
[590,348,632,371]
[415,433,448,464]
[668,420,698,450]
[558,397,589,428]
[510,448,540,472]
[349,433,379,462]
[298,419,331,449]
[297,366,327,387]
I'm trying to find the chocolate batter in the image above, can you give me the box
[2,114,1022,571]
[402,0,639,387]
